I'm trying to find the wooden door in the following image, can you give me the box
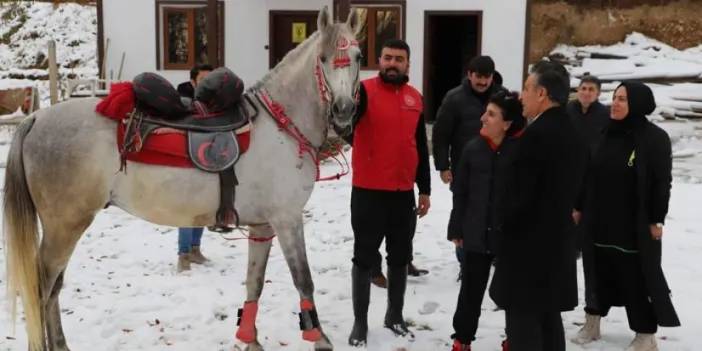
[269,11,319,69]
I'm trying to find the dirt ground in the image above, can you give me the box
[530,0,702,62]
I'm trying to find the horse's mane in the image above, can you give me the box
[250,23,349,91]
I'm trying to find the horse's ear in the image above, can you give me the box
[317,6,332,32]
[346,8,360,35]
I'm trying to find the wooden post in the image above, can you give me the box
[48,40,59,105]
[117,52,126,80]
[207,0,218,67]
[101,38,110,80]
[97,0,105,79]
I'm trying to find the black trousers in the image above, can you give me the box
[506,310,565,351]
[451,252,494,343]
[351,187,416,270]
[590,247,658,333]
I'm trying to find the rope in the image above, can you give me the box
[218,226,276,242]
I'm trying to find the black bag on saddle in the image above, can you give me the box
[132,72,189,119]
[195,67,244,111]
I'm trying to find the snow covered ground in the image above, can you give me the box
[0,124,700,350]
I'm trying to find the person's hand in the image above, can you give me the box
[451,239,463,247]
[650,224,663,240]
[572,210,582,225]
[416,194,431,218]
[440,170,453,184]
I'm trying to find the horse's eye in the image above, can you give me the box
[320,56,327,63]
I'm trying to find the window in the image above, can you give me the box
[353,5,403,70]
[157,1,224,70]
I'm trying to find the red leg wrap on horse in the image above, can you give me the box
[300,299,322,342]
[235,301,258,343]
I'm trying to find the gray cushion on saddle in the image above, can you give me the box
[195,67,244,112]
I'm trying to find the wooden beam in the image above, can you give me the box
[96,0,104,80]
[207,0,218,67]
[48,40,59,105]
[522,0,532,82]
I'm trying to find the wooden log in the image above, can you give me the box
[671,95,702,103]
[674,110,702,119]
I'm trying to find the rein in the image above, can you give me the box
[255,90,350,182]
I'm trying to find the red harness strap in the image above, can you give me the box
[257,90,349,182]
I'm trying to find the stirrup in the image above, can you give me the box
[207,225,234,233]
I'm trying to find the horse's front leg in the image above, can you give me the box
[271,216,333,351]
[236,224,274,351]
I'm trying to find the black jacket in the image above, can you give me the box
[448,135,520,254]
[566,100,610,151]
[432,79,504,173]
[489,106,587,313]
[578,82,679,327]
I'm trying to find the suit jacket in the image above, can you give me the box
[490,106,587,312]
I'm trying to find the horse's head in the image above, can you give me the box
[315,6,362,137]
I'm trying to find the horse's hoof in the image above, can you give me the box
[243,341,264,351]
[314,332,333,351]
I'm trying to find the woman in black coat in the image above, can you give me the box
[448,91,525,351]
[573,81,680,351]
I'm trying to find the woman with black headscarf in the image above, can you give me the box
[572,82,680,351]
[448,91,525,351]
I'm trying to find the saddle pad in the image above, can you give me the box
[99,82,251,169]
[188,131,240,172]
[116,123,251,169]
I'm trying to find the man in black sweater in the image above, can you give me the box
[567,75,610,151]
[432,56,504,278]
[567,75,610,340]
[176,64,213,99]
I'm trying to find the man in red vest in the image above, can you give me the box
[344,39,431,346]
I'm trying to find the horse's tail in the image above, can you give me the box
[3,115,45,351]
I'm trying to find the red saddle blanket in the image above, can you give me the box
[96,82,250,168]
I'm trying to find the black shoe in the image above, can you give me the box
[384,265,415,339]
[408,263,429,277]
[348,265,370,346]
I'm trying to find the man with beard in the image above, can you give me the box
[432,55,503,279]
[343,39,431,347]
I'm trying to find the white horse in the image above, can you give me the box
[3,7,360,351]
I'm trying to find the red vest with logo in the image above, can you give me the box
[352,76,423,191]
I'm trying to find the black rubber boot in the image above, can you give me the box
[348,265,371,347]
[384,264,414,339]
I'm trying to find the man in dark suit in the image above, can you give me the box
[489,61,587,351]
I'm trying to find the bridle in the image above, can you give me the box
[314,36,361,117]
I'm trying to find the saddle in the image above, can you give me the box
[123,68,258,232]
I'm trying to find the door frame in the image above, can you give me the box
[422,10,483,119]
[269,10,320,69]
